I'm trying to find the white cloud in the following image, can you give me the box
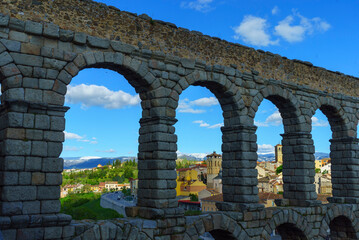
[255,110,282,127]
[275,15,306,42]
[266,111,282,126]
[66,84,140,109]
[64,131,83,140]
[191,97,219,106]
[275,11,331,43]
[64,146,83,151]
[312,116,329,127]
[193,120,223,129]
[208,123,224,129]
[254,120,268,127]
[193,120,210,127]
[272,6,279,15]
[179,108,206,114]
[64,131,98,144]
[258,144,275,154]
[178,97,218,114]
[181,0,214,13]
[96,149,116,153]
[233,11,330,46]
[233,15,279,47]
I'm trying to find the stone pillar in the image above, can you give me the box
[329,137,359,204]
[133,116,182,219]
[0,100,71,230]
[277,132,320,207]
[217,124,263,211]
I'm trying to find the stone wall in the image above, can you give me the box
[0,0,358,97]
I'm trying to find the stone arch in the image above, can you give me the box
[176,69,245,123]
[52,50,170,118]
[53,50,156,97]
[0,41,22,102]
[261,209,312,240]
[319,205,359,240]
[310,97,359,201]
[184,214,248,240]
[309,96,351,138]
[250,85,304,132]
[251,85,319,204]
[51,51,180,213]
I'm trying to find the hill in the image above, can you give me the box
[63,156,136,169]
[63,152,330,169]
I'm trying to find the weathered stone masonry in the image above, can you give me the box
[0,0,359,239]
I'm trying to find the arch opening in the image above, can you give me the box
[199,229,237,240]
[329,216,358,240]
[60,67,142,219]
[75,62,150,93]
[312,103,352,201]
[275,223,308,240]
[175,85,224,213]
[311,109,332,203]
[254,99,284,207]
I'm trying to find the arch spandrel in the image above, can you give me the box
[0,41,23,102]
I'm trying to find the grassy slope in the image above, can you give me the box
[61,193,123,220]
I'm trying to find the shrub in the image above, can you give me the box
[184,210,202,216]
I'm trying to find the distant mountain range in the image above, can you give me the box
[63,156,136,169]
[256,152,329,162]
[177,152,208,160]
[63,152,330,169]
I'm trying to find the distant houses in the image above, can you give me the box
[61,181,130,198]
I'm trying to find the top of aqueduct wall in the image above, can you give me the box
[1,0,358,97]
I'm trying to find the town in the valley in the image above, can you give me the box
[61,144,332,215]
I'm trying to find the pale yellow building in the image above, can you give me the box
[275,144,283,164]
[207,151,222,188]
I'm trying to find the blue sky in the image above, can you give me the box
[61,0,358,158]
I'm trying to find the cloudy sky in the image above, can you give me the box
[61,0,358,158]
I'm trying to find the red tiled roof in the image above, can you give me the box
[206,151,222,158]
[258,192,283,200]
[176,168,192,172]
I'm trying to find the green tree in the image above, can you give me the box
[189,193,198,202]
[123,166,134,179]
[315,168,321,173]
[276,165,283,175]
[81,184,91,193]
